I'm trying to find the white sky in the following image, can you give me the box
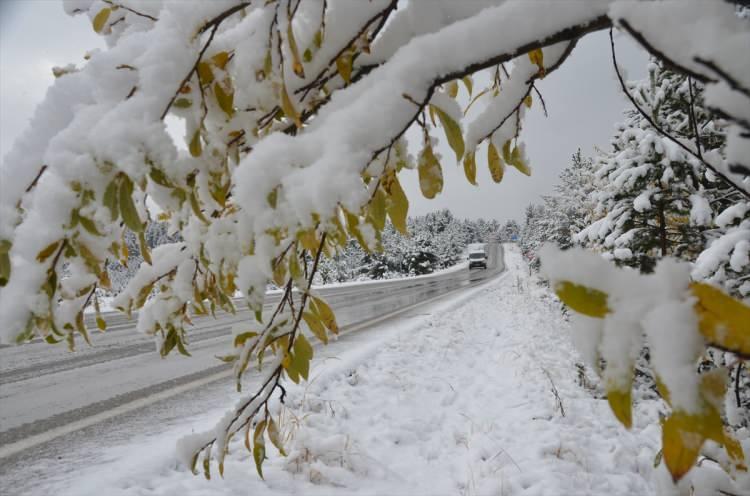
[0,1,647,223]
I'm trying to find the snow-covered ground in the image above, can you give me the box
[13,246,669,495]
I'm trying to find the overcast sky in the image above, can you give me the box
[0,1,648,224]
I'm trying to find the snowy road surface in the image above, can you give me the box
[0,247,503,485]
[0,245,670,495]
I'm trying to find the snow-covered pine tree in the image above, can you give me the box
[498,220,520,242]
[578,62,717,273]
[518,150,596,266]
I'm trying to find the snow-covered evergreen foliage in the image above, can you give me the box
[317,209,501,282]
[520,150,596,267]
[577,61,749,298]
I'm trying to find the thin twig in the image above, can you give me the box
[102,0,158,22]
[161,23,220,120]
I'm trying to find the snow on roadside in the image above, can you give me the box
[61,246,663,495]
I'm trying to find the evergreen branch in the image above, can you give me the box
[609,28,750,201]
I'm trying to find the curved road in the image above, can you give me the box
[0,245,504,465]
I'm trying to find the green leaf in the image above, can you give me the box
[92,8,111,33]
[190,190,209,224]
[149,168,171,187]
[176,335,192,357]
[119,176,143,233]
[173,98,192,109]
[487,142,504,183]
[432,106,465,162]
[553,281,609,318]
[78,214,102,236]
[103,178,120,221]
[0,240,10,287]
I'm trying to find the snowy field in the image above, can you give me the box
[3,246,677,496]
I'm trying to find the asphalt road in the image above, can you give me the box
[0,245,504,465]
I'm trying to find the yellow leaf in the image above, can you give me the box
[691,282,750,357]
[189,129,202,157]
[432,106,465,162]
[661,412,706,482]
[303,311,327,344]
[280,84,301,128]
[336,52,353,84]
[722,430,746,468]
[528,48,545,77]
[311,296,338,333]
[368,187,387,231]
[447,81,458,98]
[287,23,305,77]
[345,210,370,253]
[37,241,61,263]
[502,140,512,163]
[553,281,609,318]
[487,142,504,183]
[211,51,230,70]
[138,231,152,265]
[272,259,286,287]
[464,87,489,116]
[267,416,287,456]
[524,94,532,108]
[418,145,443,200]
[92,8,111,33]
[606,383,632,429]
[384,173,408,235]
[461,76,473,96]
[463,151,477,186]
[253,420,266,479]
[509,146,531,176]
[197,61,214,85]
[213,82,234,117]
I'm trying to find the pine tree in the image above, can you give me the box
[578,62,715,273]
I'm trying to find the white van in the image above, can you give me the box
[468,243,487,269]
